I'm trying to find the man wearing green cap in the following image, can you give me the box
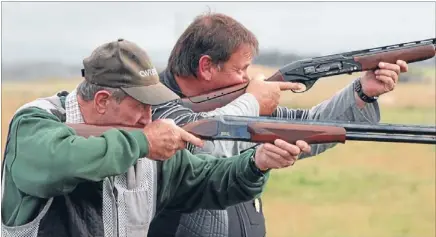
[1,38,311,237]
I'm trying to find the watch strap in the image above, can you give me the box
[354,79,378,103]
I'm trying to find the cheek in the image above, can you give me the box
[228,70,247,83]
[114,107,142,126]
[216,71,245,88]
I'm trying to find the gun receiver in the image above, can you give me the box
[182,38,436,112]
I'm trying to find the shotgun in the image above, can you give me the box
[67,116,436,145]
[181,116,436,145]
[181,38,436,112]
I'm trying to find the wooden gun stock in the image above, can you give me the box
[66,123,140,138]
[354,43,436,70]
[182,120,346,145]
[246,122,346,144]
[181,71,284,112]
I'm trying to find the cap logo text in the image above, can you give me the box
[139,68,158,77]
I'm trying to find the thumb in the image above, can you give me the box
[274,81,304,91]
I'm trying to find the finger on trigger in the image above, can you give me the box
[276,82,304,91]
[180,129,204,147]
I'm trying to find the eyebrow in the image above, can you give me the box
[242,63,250,69]
[235,63,250,69]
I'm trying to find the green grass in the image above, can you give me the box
[379,107,435,124]
[260,107,435,237]
[265,166,432,203]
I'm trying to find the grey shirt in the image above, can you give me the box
[152,70,381,159]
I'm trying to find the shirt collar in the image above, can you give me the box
[65,89,85,124]
[159,69,186,98]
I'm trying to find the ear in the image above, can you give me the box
[93,90,112,114]
[198,55,216,81]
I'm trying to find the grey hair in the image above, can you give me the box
[76,80,127,103]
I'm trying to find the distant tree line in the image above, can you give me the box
[2,51,433,82]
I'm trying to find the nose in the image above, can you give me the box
[136,117,151,127]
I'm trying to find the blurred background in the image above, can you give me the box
[1,1,435,237]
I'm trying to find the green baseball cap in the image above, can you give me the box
[81,38,180,105]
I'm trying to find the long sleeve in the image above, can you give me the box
[271,80,381,158]
[155,148,268,214]
[5,107,149,198]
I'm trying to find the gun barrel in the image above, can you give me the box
[342,123,435,136]
[346,133,436,144]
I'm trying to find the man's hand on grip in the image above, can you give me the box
[143,119,204,160]
[246,74,302,116]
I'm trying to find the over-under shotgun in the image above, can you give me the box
[67,116,436,145]
[181,115,436,145]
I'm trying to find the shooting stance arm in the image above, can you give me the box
[273,80,380,159]
[154,148,268,214]
[6,107,149,198]
[152,93,260,157]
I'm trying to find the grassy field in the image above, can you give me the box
[262,108,435,237]
[1,66,435,237]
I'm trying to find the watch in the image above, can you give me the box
[354,79,378,103]
[250,152,269,176]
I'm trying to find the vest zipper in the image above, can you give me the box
[235,205,248,237]
[111,177,120,237]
